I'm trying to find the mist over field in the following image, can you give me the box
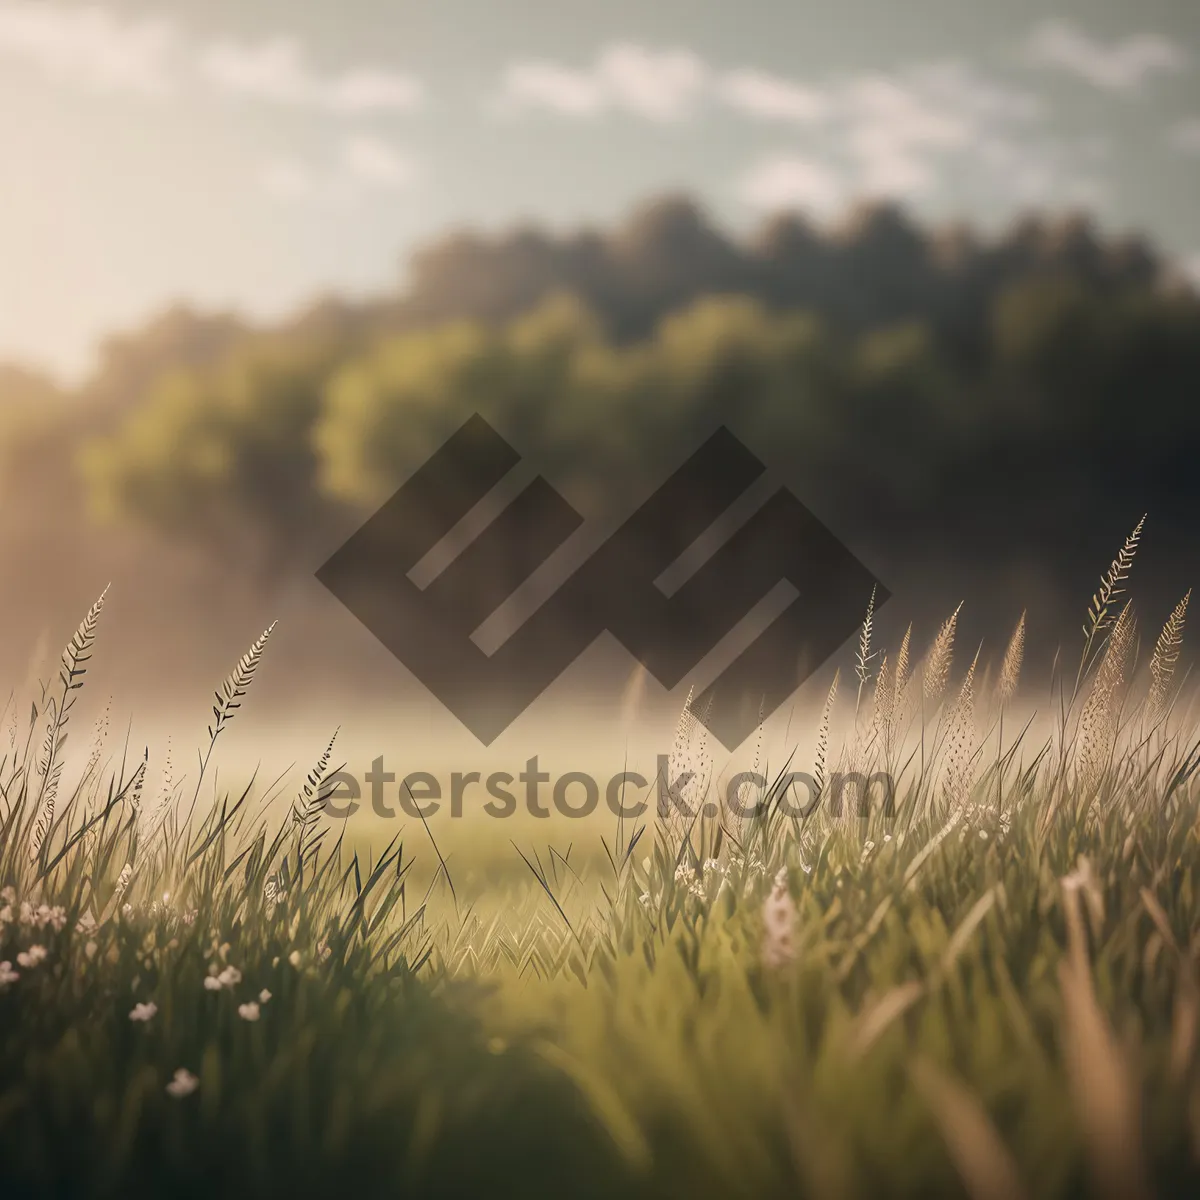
[3,196,1198,761]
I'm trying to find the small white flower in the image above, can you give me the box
[16,945,47,968]
[258,988,271,1004]
[979,830,989,840]
[0,886,14,904]
[316,941,331,962]
[0,961,18,987]
[203,975,222,991]
[129,1002,157,1022]
[166,1068,199,1098]
[121,903,134,918]
[237,1002,260,1021]
[288,950,302,968]
[761,871,798,969]
[19,901,33,924]
[883,834,892,843]
[216,965,242,988]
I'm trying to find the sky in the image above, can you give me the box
[2,0,1199,380]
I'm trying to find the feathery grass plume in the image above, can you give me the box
[28,763,63,862]
[813,669,839,800]
[923,603,962,708]
[140,738,174,845]
[871,652,892,742]
[191,622,277,816]
[891,621,913,719]
[854,585,878,716]
[997,612,1026,707]
[33,586,109,815]
[1147,590,1190,723]
[292,728,340,865]
[1077,604,1136,790]
[941,648,980,813]
[1077,516,1145,697]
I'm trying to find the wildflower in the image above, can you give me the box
[258,988,271,1004]
[166,1068,199,1098]
[84,941,98,959]
[76,911,97,934]
[288,950,302,968]
[979,830,989,841]
[129,1002,157,1022]
[237,1002,260,1022]
[674,863,693,884]
[761,870,798,969]
[121,904,134,918]
[0,961,17,987]
[702,858,723,875]
[19,901,33,924]
[203,975,222,991]
[316,941,331,962]
[16,946,47,968]
[0,886,14,904]
[216,965,242,988]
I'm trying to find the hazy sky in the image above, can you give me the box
[3,0,1199,379]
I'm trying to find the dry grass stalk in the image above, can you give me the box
[1147,590,1190,724]
[923,603,962,710]
[1077,605,1136,790]
[910,1057,1029,1200]
[1058,871,1151,1200]
[942,649,980,812]
[997,612,1026,707]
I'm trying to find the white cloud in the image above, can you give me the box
[738,155,843,214]
[1169,118,1200,153]
[717,69,826,123]
[1025,20,1187,92]
[260,137,418,205]
[0,3,424,114]
[495,43,707,123]
[341,134,417,190]
[0,1,177,95]
[200,35,423,113]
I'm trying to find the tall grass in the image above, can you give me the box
[0,520,1198,1198]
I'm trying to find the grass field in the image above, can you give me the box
[1,521,1199,1199]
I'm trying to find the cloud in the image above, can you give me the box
[0,3,424,113]
[737,155,843,213]
[341,134,417,189]
[0,1,177,95]
[1168,118,1200,153]
[716,69,827,123]
[260,136,418,205]
[199,35,423,113]
[1025,20,1187,92]
[494,43,707,123]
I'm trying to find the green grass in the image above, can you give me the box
[1,533,1199,1199]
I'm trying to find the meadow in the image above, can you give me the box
[0,517,1198,1199]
